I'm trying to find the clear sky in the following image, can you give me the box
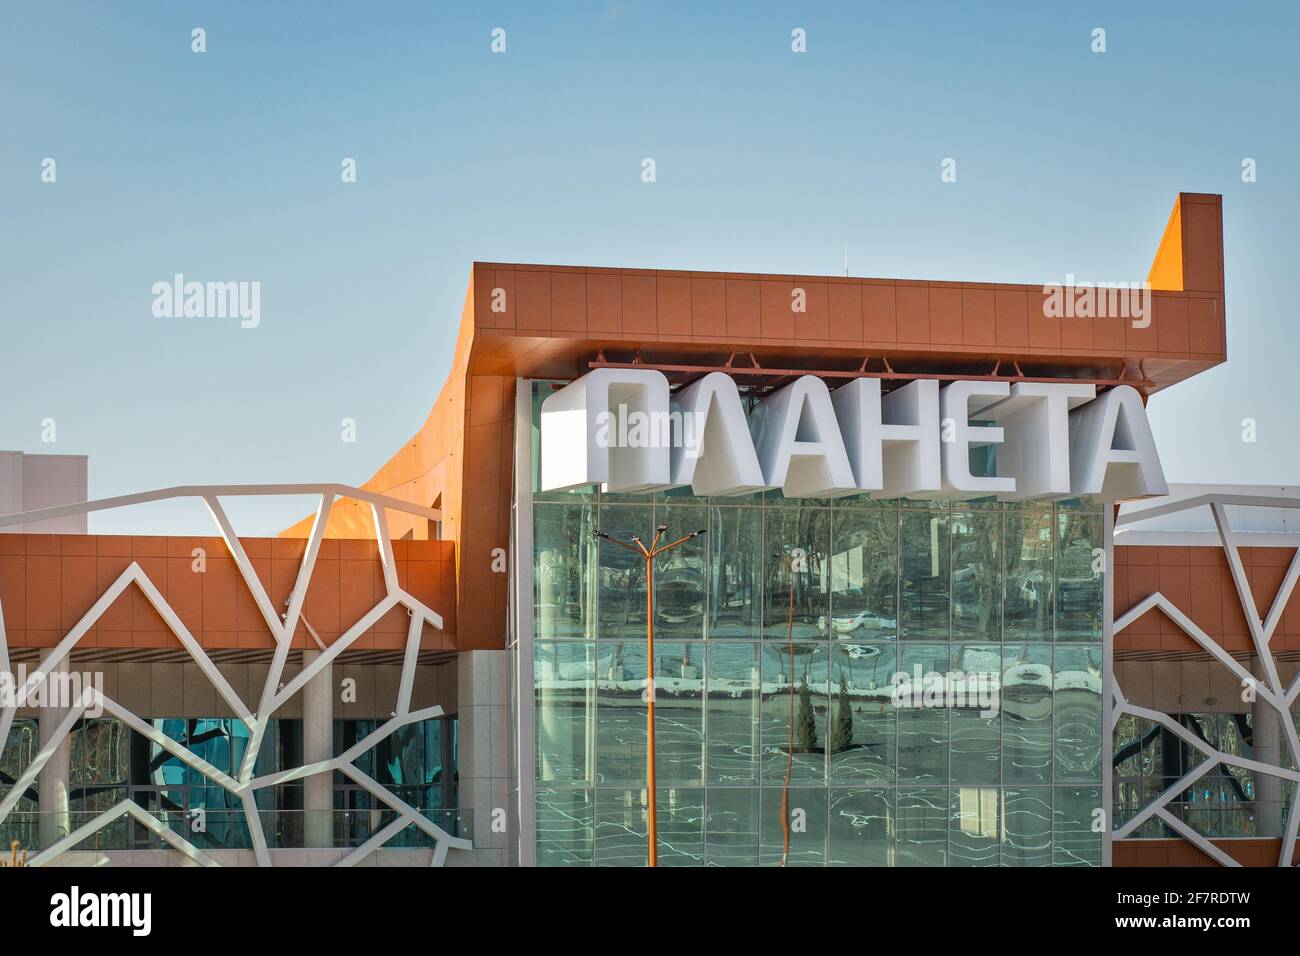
[2,1,1297,535]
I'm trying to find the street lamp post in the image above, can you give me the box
[593,523,706,867]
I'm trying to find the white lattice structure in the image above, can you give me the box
[1113,490,1300,867]
[0,484,472,867]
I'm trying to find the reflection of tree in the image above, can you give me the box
[797,679,817,753]
[955,512,998,638]
[709,508,758,630]
[769,506,829,628]
[832,678,854,754]
[1058,514,1097,580]
[863,511,896,618]
[1008,513,1052,635]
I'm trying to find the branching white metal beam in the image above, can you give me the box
[1113,492,1300,868]
[0,482,467,867]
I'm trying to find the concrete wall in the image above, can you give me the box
[456,649,513,867]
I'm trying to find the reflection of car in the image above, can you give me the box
[839,643,882,662]
[826,609,897,636]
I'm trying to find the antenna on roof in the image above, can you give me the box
[843,243,849,277]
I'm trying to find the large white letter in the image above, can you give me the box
[940,381,1016,496]
[668,372,766,496]
[539,368,671,492]
[986,382,1096,499]
[831,378,884,492]
[750,375,856,497]
[1069,384,1167,498]
[834,377,944,496]
[840,378,942,497]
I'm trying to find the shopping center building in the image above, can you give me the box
[3,192,1266,866]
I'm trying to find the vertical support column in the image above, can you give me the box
[302,649,333,849]
[512,377,537,866]
[459,649,510,867]
[38,665,72,850]
[1253,660,1284,838]
[1100,502,1115,867]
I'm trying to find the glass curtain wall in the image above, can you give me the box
[60,717,303,851]
[333,715,459,846]
[530,383,1105,866]
[0,718,38,850]
[1113,711,1296,839]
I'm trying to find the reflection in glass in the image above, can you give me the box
[535,787,593,866]
[708,506,760,638]
[1002,788,1053,866]
[69,718,128,818]
[1002,643,1052,784]
[763,505,830,639]
[760,643,828,784]
[594,788,647,866]
[1056,512,1103,640]
[900,510,949,639]
[705,642,760,785]
[896,787,947,866]
[704,788,760,866]
[829,644,897,784]
[655,500,707,639]
[534,501,596,639]
[950,644,1000,785]
[594,641,647,785]
[1054,786,1102,866]
[897,644,949,783]
[828,788,894,865]
[649,642,704,785]
[528,482,1111,866]
[657,787,705,866]
[1054,645,1102,782]
[596,503,652,641]
[0,719,38,849]
[950,786,1000,866]
[830,506,897,640]
[592,787,705,866]
[535,641,594,784]
[951,511,999,639]
[590,638,710,787]
[760,786,826,865]
[1005,511,1053,639]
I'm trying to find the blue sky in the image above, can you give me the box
[2,1,1296,534]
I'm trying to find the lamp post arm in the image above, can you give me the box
[593,531,650,558]
[651,529,707,558]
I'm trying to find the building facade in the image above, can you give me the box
[1112,485,1300,866]
[0,192,1246,866]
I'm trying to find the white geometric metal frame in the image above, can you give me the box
[1113,492,1300,867]
[0,484,472,867]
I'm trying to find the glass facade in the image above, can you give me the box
[1113,711,1297,840]
[529,384,1106,866]
[64,717,303,850]
[333,715,459,846]
[0,718,39,850]
[0,714,458,852]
